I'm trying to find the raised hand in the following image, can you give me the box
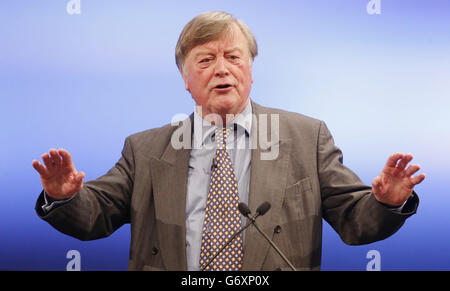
[32,148,85,200]
[372,153,426,207]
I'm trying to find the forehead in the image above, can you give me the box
[189,24,249,56]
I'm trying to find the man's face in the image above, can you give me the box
[181,24,253,121]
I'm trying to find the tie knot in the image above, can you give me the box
[215,127,228,149]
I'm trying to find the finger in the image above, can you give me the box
[396,153,413,171]
[410,173,426,186]
[41,153,55,169]
[49,148,62,168]
[58,148,74,167]
[385,153,404,168]
[405,164,421,177]
[32,160,47,176]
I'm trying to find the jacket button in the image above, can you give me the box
[152,246,159,255]
[274,225,282,234]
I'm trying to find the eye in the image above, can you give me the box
[200,58,212,63]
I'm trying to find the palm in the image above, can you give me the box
[41,166,80,198]
[32,148,85,199]
[377,170,413,198]
[372,153,425,207]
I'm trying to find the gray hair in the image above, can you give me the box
[175,11,258,71]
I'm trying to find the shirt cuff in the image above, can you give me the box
[41,191,74,213]
[386,201,407,213]
[378,195,411,213]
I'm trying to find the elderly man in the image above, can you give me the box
[33,11,425,271]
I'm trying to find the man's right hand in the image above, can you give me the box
[32,148,85,200]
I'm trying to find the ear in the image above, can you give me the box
[250,62,254,84]
[180,67,190,91]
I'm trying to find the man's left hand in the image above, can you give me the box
[372,153,426,207]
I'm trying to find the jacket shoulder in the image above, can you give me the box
[124,122,178,158]
[252,102,324,136]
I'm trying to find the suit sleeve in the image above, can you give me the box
[35,137,135,241]
[317,121,419,245]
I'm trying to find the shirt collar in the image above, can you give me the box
[193,100,253,146]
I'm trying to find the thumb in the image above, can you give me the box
[63,171,85,198]
[76,171,85,184]
[372,176,383,194]
[72,171,85,193]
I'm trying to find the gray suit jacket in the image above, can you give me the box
[36,101,419,271]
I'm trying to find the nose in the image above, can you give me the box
[214,56,229,77]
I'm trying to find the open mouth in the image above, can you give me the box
[215,84,232,89]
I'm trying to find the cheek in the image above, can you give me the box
[187,69,214,104]
[190,69,212,90]
[236,65,253,89]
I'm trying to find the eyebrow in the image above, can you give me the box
[193,51,214,59]
[193,47,244,59]
[224,47,243,54]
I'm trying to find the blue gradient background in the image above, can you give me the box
[1,0,449,270]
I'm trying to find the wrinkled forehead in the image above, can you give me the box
[188,24,250,57]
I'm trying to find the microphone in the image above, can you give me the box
[255,201,271,217]
[243,201,296,271]
[238,202,251,217]
[199,202,267,271]
[239,201,270,222]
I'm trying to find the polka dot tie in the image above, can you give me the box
[199,127,244,271]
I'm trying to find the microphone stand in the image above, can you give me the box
[246,213,297,271]
[200,201,296,271]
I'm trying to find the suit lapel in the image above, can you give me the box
[149,115,193,271]
[148,104,291,270]
[242,102,292,270]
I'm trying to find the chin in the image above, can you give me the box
[213,96,241,114]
